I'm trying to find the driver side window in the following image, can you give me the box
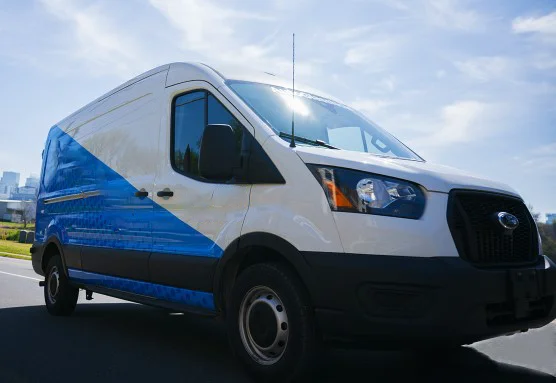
[172,90,244,179]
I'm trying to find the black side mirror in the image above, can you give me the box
[199,124,237,180]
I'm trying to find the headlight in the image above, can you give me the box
[307,165,426,219]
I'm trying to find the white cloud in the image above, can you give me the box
[148,0,320,78]
[455,56,514,82]
[148,0,272,53]
[344,38,399,71]
[425,0,482,31]
[512,12,556,36]
[517,142,556,173]
[351,98,394,116]
[367,0,410,11]
[533,56,556,70]
[433,100,487,143]
[512,11,556,72]
[411,100,489,147]
[536,142,556,156]
[324,25,375,42]
[40,0,146,77]
[379,75,397,91]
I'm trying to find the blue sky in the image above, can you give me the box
[0,0,554,217]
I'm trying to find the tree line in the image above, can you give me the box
[529,206,556,261]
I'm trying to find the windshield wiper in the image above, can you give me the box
[279,132,339,149]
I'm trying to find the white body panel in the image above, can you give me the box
[153,80,254,255]
[332,193,458,257]
[55,68,168,197]
[294,146,518,196]
[48,61,523,263]
[241,136,344,253]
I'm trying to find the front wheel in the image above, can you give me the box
[227,263,320,382]
[44,255,79,316]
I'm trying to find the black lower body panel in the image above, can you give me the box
[81,246,150,281]
[31,243,217,295]
[79,284,216,317]
[31,242,45,276]
[301,252,556,347]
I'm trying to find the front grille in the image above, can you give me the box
[447,190,539,266]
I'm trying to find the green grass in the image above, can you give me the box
[0,239,32,256]
[0,221,32,229]
[0,221,22,228]
[0,222,35,241]
[0,228,18,241]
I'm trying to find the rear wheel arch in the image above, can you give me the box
[41,237,68,277]
[214,233,316,316]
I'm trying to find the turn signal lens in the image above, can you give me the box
[307,164,426,220]
[324,180,354,209]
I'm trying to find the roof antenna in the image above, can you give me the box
[290,33,296,148]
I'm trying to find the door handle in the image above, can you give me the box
[135,189,148,198]
[157,189,174,198]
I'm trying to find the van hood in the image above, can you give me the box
[295,146,520,197]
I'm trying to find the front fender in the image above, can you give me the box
[213,232,318,312]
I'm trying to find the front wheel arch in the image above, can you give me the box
[214,233,316,317]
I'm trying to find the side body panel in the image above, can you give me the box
[241,137,344,254]
[332,192,458,257]
[36,71,168,280]
[243,136,460,258]
[149,80,253,289]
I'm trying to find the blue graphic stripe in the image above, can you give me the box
[68,269,215,311]
[36,125,223,258]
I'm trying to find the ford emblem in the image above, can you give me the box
[497,212,519,230]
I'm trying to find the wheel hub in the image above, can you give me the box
[47,266,60,304]
[239,286,289,365]
[248,301,278,348]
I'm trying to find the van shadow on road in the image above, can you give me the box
[0,303,553,383]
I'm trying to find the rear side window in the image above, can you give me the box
[172,90,244,180]
[43,134,95,193]
[42,139,57,190]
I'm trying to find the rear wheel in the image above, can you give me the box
[44,255,78,316]
[227,263,320,382]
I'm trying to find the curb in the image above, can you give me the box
[0,252,31,261]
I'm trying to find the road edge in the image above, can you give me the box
[0,252,32,261]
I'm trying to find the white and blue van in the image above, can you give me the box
[32,62,556,382]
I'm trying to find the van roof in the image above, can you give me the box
[53,62,340,131]
[168,62,339,102]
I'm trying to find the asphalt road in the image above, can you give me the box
[0,257,554,383]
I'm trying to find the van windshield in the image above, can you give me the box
[227,80,422,161]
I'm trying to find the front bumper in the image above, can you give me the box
[302,252,556,347]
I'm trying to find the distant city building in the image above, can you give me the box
[0,171,20,188]
[547,213,556,225]
[11,186,37,201]
[0,171,20,198]
[25,174,39,189]
[0,199,25,222]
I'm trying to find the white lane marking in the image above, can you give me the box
[0,270,42,281]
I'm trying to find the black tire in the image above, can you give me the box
[227,262,320,382]
[44,254,79,316]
